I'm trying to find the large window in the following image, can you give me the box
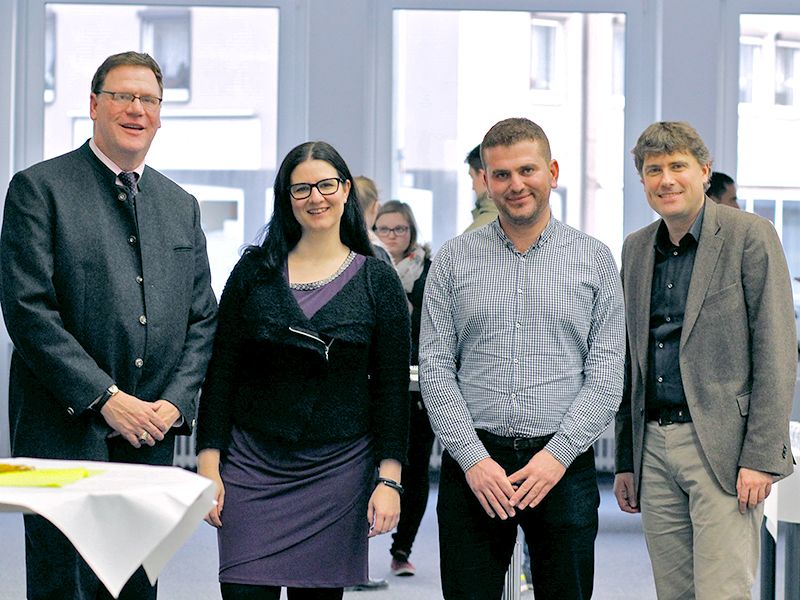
[392,10,626,256]
[42,3,280,297]
[738,14,800,288]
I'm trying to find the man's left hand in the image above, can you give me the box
[736,467,773,514]
[152,400,181,430]
[507,449,566,510]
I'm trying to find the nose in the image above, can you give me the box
[126,96,144,113]
[308,185,325,201]
[509,172,525,191]
[659,170,676,186]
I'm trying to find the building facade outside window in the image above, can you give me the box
[738,14,800,295]
[393,9,625,259]
[140,8,192,102]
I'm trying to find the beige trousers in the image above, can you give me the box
[640,422,761,600]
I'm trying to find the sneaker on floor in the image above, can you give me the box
[390,557,416,576]
[344,578,389,591]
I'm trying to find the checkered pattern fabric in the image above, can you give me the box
[419,218,625,471]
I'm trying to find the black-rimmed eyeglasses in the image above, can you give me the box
[289,177,343,200]
[375,225,410,237]
[97,90,163,110]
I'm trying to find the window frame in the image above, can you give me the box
[720,0,800,186]
[139,7,193,103]
[13,0,305,175]
[372,0,655,241]
[528,16,564,100]
[775,39,800,106]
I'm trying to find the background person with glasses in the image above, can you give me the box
[0,51,218,599]
[196,141,411,600]
[374,200,434,578]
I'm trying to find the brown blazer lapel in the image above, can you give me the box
[625,225,657,381]
[682,200,723,347]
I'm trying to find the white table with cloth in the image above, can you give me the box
[761,421,800,600]
[0,457,216,599]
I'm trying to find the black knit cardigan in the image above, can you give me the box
[196,250,411,464]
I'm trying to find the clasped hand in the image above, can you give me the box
[465,450,566,519]
[100,391,178,448]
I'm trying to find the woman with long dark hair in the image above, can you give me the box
[196,141,410,600]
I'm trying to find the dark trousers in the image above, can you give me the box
[220,583,343,599]
[390,393,435,560]
[24,516,156,600]
[23,436,173,600]
[437,433,599,600]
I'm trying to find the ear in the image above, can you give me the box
[89,93,99,121]
[701,162,711,186]
[549,159,560,189]
[341,179,351,202]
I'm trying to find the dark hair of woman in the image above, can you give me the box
[250,141,374,270]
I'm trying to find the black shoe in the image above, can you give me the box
[344,578,389,591]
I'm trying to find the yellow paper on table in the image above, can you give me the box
[0,468,99,487]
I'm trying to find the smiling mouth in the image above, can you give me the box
[121,124,144,131]
[307,207,329,215]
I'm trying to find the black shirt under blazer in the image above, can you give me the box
[197,251,411,464]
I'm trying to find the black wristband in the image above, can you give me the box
[377,477,404,496]
[92,384,119,413]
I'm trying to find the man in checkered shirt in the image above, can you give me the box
[419,117,625,600]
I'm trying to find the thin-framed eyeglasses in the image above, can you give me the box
[289,177,343,200]
[375,225,410,237]
[97,90,163,110]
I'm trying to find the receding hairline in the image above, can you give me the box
[481,138,552,172]
[480,118,552,166]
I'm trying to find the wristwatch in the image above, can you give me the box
[92,384,119,413]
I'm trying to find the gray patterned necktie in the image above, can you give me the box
[118,171,139,201]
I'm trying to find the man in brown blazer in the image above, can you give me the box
[614,121,795,599]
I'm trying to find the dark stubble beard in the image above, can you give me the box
[495,193,550,229]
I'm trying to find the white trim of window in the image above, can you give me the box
[720,0,800,191]
[741,189,800,247]
[372,0,654,237]
[528,16,565,102]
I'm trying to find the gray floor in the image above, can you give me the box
[0,476,788,599]
[0,477,654,600]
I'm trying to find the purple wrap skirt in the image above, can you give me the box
[217,427,374,588]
